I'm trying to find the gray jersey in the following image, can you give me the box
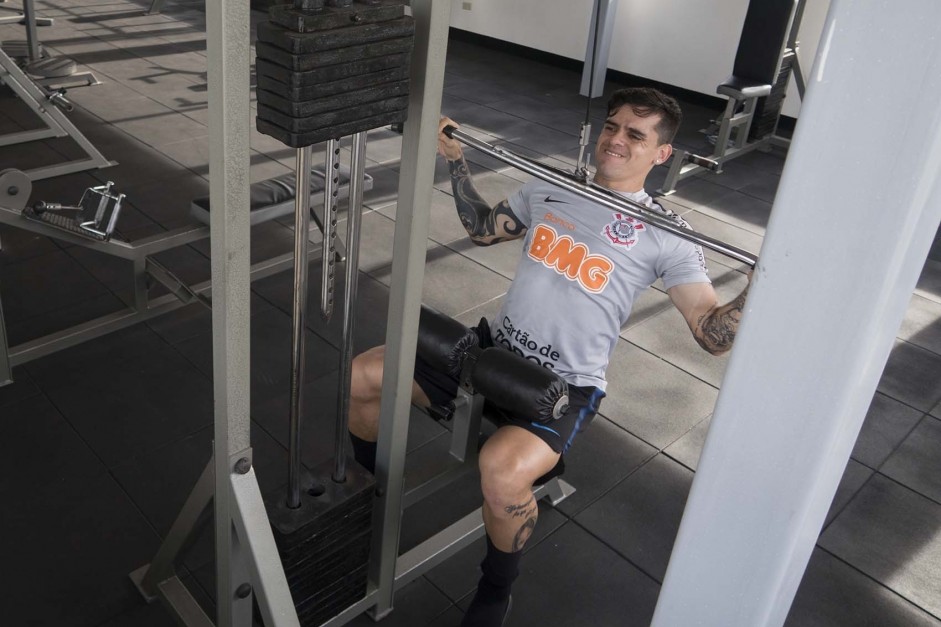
[493,180,710,390]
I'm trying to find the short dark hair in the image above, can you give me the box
[606,87,682,145]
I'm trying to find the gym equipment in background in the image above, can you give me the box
[659,0,807,195]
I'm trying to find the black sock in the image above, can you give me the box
[462,537,520,626]
[477,535,521,601]
[349,432,377,474]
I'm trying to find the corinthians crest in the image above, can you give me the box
[602,212,646,249]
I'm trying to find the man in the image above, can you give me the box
[347,87,751,626]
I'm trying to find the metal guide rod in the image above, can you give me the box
[288,145,313,510]
[321,139,341,320]
[333,131,368,483]
[444,126,759,268]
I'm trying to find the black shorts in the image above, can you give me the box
[414,318,605,455]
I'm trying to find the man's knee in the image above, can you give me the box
[351,346,385,404]
[478,430,558,511]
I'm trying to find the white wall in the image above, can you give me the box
[449,0,832,118]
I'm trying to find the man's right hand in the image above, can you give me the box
[438,116,463,161]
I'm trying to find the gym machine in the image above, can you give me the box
[0,48,112,181]
[125,2,578,625]
[659,0,807,195]
[0,165,369,380]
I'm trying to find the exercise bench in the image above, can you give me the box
[0,164,371,383]
[660,0,807,195]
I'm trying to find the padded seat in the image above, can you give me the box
[189,163,372,225]
[717,75,772,100]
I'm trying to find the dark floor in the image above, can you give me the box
[2,1,941,626]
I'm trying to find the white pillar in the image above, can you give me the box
[652,1,941,626]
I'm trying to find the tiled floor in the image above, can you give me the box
[2,1,941,626]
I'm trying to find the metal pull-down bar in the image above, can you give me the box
[444,125,759,268]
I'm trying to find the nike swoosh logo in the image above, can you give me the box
[544,195,568,204]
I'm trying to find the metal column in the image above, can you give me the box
[368,0,452,619]
[579,0,619,98]
[652,1,941,626]
[205,0,296,622]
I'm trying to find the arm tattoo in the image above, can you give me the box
[448,157,525,245]
[696,282,750,355]
[506,497,538,551]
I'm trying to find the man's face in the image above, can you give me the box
[593,105,672,192]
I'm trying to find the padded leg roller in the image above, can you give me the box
[417,305,479,378]
[265,458,375,626]
[471,348,569,423]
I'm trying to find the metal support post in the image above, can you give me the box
[652,2,941,625]
[0,291,11,386]
[288,146,313,510]
[579,0,619,98]
[368,0,452,619]
[334,131,368,483]
[205,0,297,622]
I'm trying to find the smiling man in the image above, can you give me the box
[346,87,752,627]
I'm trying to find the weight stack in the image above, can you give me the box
[255,0,415,147]
[265,457,376,626]
[748,49,794,142]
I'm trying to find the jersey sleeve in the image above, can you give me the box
[506,180,539,228]
[657,235,712,290]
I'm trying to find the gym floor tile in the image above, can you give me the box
[424,606,464,627]
[443,77,524,107]
[488,94,589,136]
[824,459,874,528]
[118,171,210,229]
[602,339,719,449]
[684,208,765,268]
[0,248,111,325]
[663,414,711,471]
[666,176,741,215]
[0,366,40,406]
[554,415,658,517]
[174,306,339,409]
[0,393,105,495]
[819,473,941,616]
[374,191,471,248]
[1,471,162,627]
[44,339,213,466]
[369,243,511,319]
[619,289,736,389]
[0,223,61,267]
[4,289,128,347]
[443,234,524,282]
[345,577,453,627]
[144,293,272,347]
[110,424,213,536]
[694,185,775,234]
[499,522,660,627]
[96,573,208,627]
[576,453,693,582]
[784,548,941,627]
[851,392,924,470]
[878,340,941,412]
[898,292,941,356]
[880,415,941,503]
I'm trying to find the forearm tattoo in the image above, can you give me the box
[696,282,750,354]
[506,496,538,552]
[448,157,524,245]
